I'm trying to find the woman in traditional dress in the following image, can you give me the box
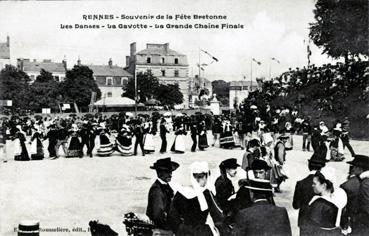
[13,125,30,161]
[219,120,234,149]
[305,167,348,236]
[96,123,114,157]
[29,125,44,160]
[116,124,133,156]
[171,124,187,154]
[330,128,345,161]
[272,134,289,192]
[168,161,225,236]
[65,124,83,158]
[143,120,155,154]
[198,120,209,151]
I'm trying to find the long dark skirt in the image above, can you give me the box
[198,134,209,150]
[31,139,44,160]
[14,140,30,161]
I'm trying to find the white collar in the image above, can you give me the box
[309,170,317,175]
[157,178,168,185]
[254,199,268,203]
[360,170,369,180]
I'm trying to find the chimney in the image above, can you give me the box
[77,57,81,66]
[125,56,130,67]
[108,58,113,68]
[62,56,67,70]
[164,43,169,53]
[130,42,136,57]
[6,35,10,47]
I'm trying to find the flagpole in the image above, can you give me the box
[269,58,272,80]
[250,58,253,92]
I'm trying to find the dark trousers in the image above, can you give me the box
[82,138,95,156]
[134,138,145,156]
[342,140,355,156]
[191,135,197,152]
[160,135,167,153]
[302,133,311,151]
[48,140,57,157]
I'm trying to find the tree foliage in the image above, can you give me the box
[309,0,369,59]
[60,65,101,109]
[28,69,61,112]
[123,71,183,105]
[211,80,230,106]
[0,65,30,109]
[157,83,183,105]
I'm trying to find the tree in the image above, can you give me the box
[212,80,230,106]
[28,69,60,112]
[123,71,160,102]
[309,0,369,60]
[157,83,183,105]
[123,71,183,105]
[0,65,30,109]
[60,65,101,110]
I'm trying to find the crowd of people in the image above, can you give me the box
[262,60,368,112]
[0,103,356,164]
[1,103,367,236]
[131,148,369,236]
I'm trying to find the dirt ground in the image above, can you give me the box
[0,134,367,236]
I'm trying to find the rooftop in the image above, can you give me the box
[87,65,132,77]
[136,43,185,56]
[21,60,66,73]
[229,80,259,88]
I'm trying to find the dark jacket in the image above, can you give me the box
[340,175,360,228]
[292,174,316,228]
[356,171,369,234]
[168,190,224,236]
[233,200,292,236]
[160,124,169,138]
[146,180,174,230]
[215,174,235,215]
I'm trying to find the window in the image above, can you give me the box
[162,58,165,64]
[107,92,112,97]
[121,77,128,86]
[161,70,166,77]
[174,70,179,77]
[147,57,151,63]
[174,58,179,64]
[106,77,113,85]
[54,76,59,82]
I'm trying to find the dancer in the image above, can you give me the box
[198,120,209,151]
[96,123,114,157]
[171,124,187,154]
[116,124,133,156]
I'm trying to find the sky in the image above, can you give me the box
[0,0,337,81]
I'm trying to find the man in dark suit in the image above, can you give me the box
[233,179,292,236]
[347,155,369,235]
[146,158,179,235]
[292,153,327,236]
[133,119,145,156]
[159,119,169,153]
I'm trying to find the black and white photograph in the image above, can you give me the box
[0,0,368,235]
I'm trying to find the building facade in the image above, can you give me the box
[126,42,190,108]
[17,58,67,82]
[87,59,132,99]
[229,80,259,108]
[0,36,10,69]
